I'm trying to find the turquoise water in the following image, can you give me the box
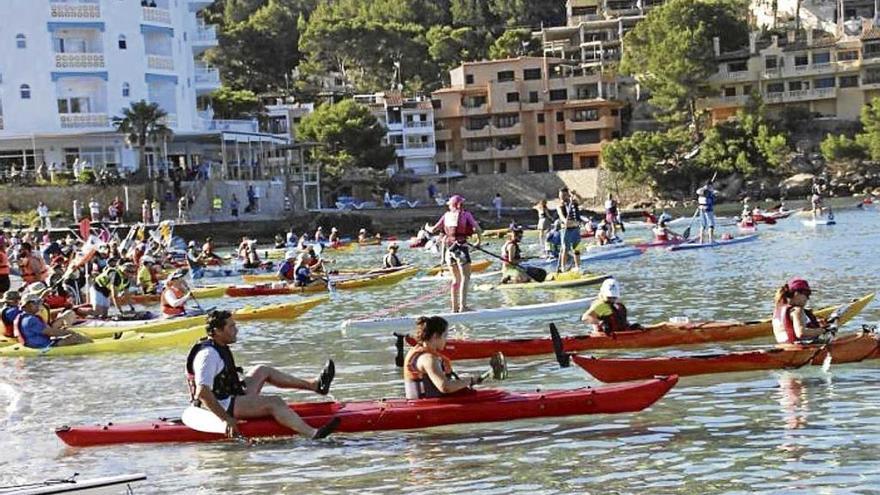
[2,208,879,494]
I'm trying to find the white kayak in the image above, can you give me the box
[341,297,590,331]
[524,245,642,270]
[0,473,147,494]
[802,218,836,226]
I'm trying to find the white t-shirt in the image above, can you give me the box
[192,347,232,411]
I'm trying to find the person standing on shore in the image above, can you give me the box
[696,180,716,244]
[230,194,240,218]
[178,196,188,223]
[36,202,50,230]
[141,199,152,224]
[492,193,503,221]
[151,198,161,224]
[72,199,82,224]
[88,198,100,222]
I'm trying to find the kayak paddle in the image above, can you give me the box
[181,405,227,434]
[550,323,571,368]
[469,243,547,283]
[680,208,700,240]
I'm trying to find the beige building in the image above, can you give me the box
[354,92,437,175]
[432,57,622,175]
[704,22,880,122]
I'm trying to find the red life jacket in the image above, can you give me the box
[1,306,19,339]
[442,211,475,242]
[161,286,187,316]
[403,345,455,399]
[773,304,820,343]
[0,251,10,276]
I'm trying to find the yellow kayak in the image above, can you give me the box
[0,326,204,358]
[0,296,328,345]
[474,272,611,291]
[425,259,492,276]
[241,265,411,284]
[130,285,229,305]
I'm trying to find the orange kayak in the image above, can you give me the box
[424,259,491,276]
[408,293,873,360]
[572,330,880,382]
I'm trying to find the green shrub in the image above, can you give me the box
[820,134,864,161]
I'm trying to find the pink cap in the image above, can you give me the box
[787,278,811,294]
[447,195,465,206]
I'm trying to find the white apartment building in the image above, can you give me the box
[354,92,437,175]
[0,0,284,176]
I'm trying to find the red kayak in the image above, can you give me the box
[633,238,685,250]
[55,377,677,447]
[571,330,880,383]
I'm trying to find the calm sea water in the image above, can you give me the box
[2,208,879,494]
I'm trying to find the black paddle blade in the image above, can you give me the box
[526,266,547,282]
[394,333,406,368]
[549,323,571,368]
[490,352,509,380]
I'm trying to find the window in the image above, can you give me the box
[814,77,835,89]
[57,97,91,114]
[432,99,442,109]
[838,50,858,61]
[610,108,619,116]
[506,92,519,103]
[865,68,880,84]
[497,70,515,82]
[436,141,446,152]
[122,82,130,97]
[495,114,519,128]
[15,34,26,49]
[549,89,567,101]
[574,130,601,145]
[794,54,808,67]
[118,35,127,50]
[523,68,541,80]
[556,111,564,122]
[767,82,785,93]
[465,74,474,84]
[538,136,546,146]
[723,87,736,97]
[528,91,539,103]
[19,84,30,99]
[572,109,599,121]
[764,56,778,70]
[788,81,804,91]
[839,75,859,88]
[498,162,507,173]
[528,155,549,173]
[813,52,831,64]
[728,61,748,72]
[557,134,566,144]
[743,85,753,95]
[537,113,545,123]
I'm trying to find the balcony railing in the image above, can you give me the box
[194,66,220,84]
[193,24,218,43]
[147,55,174,71]
[160,114,177,128]
[405,120,432,128]
[142,6,171,24]
[199,119,259,133]
[405,142,435,149]
[60,113,108,128]
[765,87,836,103]
[55,52,105,69]
[50,2,100,19]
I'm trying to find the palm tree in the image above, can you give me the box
[113,100,172,181]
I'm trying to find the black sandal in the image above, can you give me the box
[311,417,341,439]
[315,359,335,395]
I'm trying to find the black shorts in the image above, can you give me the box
[445,243,471,265]
[227,396,237,416]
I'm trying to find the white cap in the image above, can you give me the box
[598,278,620,299]
[285,250,297,260]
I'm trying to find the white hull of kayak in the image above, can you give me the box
[341,297,590,331]
[802,219,836,226]
[1,473,147,494]
[524,245,642,269]
[667,234,759,251]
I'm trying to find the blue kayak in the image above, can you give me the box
[667,234,759,251]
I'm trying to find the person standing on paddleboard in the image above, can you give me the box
[772,278,824,344]
[403,316,489,399]
[810,178,824,220]
[186,309,340,440]
[555,188,581,273]
[430,195,482,313]
[696,180,717,244]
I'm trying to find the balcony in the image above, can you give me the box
[461,124,491,139]
[160,114,177,128]
[60,113,109,128]
[192,24,218,52]
[713,70,754,81]
[762,67,782,79]
[491,122,522,135]
[194,64,221,92]
[199,119,259,133]
[147,55,174,71]
[55,52,105,69]
[704,94,750,108]
[399,142,436,157]
[434,128,452,141]
[188,0,213,10]
[50,2,100,19]
[462,148,493,161]
[462,104,488,116]
[142,6,172,24]
[764,87,837,104]
[404,120,433,129]
[565,116,617,130]
[837,59,861,71]
[567,142,604,154]
[492,145,523,159]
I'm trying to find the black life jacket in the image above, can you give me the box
[185,339,246,405]
[599,302,628,335]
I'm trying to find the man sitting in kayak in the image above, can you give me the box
[500,228,529,284]
[186,309,340,439]
[14,293,91,348]
[582,278,630,335]
[1,290,22,339]
[136,256,159,295]
[162,269,200,317]
[383,244,403,269]
[292,253,317,287]
[277,250,298,282]
[772,278,824,344]
[403,316,487,399]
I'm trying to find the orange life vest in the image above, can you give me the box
[19,255,48,284]
[403,345,455,399]
[161,286,187,316]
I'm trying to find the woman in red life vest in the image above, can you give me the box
[430,195,482,313]
[17,242,48,286]
[403,316,485,399]
[772,278,824,344]
[162,269,194,317]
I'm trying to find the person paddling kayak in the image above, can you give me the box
[772,278,824,344]
[652,219,683,242]
[430,195,482,313]
[500,227,529,284]
[186,309,340,439]
[403,316,489,399]
[14,293,91,348]
[277,250,298,282]
[1,290,22,339]
[383,244,403,269]
[581,278,630,334]
[161,269,201,317]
